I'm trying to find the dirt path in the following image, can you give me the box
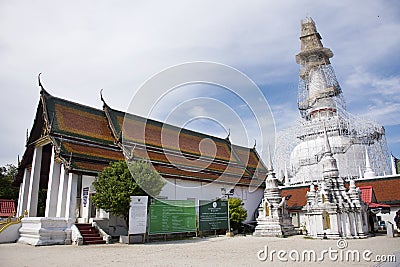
[0,234,399,267]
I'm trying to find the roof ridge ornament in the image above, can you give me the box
[100,89,109,108]
[38,73,49,95]
[38,72,43,87]
[225,128,231,141]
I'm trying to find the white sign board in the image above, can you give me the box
[129,196,148,235]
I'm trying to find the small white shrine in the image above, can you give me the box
[302,130,369,239]
[253,163,295,237]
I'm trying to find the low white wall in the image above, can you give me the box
[0,223,21,243]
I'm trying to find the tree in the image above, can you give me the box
[0,164,19,201]
[92,160,165,225]
[127,160,166,198]
[229,197,247,231]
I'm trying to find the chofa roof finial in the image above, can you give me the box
[100,89,109,108]
[100,89,104,102]
[225,128,230,141]
[38,73,43,88]
[38,73,50,95]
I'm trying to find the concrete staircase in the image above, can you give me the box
[75,224,106,245]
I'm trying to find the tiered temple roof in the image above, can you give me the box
[15,84,268,188]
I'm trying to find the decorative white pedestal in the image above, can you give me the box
[18,217,73,246]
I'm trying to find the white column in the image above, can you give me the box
[355,211,364,235]
[45,153,61,217]
[345,213,352,237]
[56,167,68,217]
[65,173,78,220]
[16,182,23,216]
[26,146,43,217]
[348,212,355,236]
[330,213,339,235]
[316,214,323,236]
[18,168,31,216]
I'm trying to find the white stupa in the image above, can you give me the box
[302,128,369,239]
[275,17,391,185]
[253,158,295,237]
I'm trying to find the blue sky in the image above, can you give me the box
[0,1,399,166]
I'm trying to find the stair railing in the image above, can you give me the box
[71,224,84,245]
[0,210,28,234]
[92,222,111,244]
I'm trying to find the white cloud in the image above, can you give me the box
[343,68,400,126]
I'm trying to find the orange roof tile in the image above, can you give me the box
[115,112,234,161]
[281,186,309,209]
[132,147,250,177]
[45,94,114,144]
[355,178,400,205]
[60,141,124,162]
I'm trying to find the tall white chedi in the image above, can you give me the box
[254,160,295,237]
[302,129,369,239]
[274,17,390,185]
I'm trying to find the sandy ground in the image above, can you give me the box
[1,234,399,267]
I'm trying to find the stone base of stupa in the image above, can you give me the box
[253,217,295,237]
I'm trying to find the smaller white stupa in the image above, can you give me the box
[364,148,376,179]
[302,129,369,239]
[253,158,295,237]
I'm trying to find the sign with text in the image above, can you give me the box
[129,196,148,235]
[199,199,228,231]
[149,199,196,234]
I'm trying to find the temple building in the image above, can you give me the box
[14,82,268,245]
[275,17,391,185]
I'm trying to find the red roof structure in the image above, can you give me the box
[359,185,391,209]
[359,186,374,203]
[0,199,15,217]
